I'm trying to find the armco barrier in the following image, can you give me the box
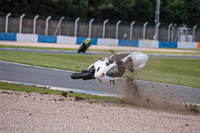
[38,35,57,43]
[139,40,159,48]
[0,33,16,41]
[159,41,177,48]
[0,32,199,49]
[177,42,197,49]
[57,36,76,44]
[17,33,38,42]
[119,40,138,47]
[97,38,118,46]
[76,37,97,45]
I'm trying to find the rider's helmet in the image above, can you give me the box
[84,38,91,46]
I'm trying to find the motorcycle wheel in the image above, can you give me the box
[71,72,92,79]
[83,47,88,53]
[78,45,84,53]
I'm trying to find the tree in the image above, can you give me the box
[54,0,73,18]
[27,0,57,18]
[131,0,155,24]
[90,0,135,22]
[70,0,88,19]
[0,0,30,17]
[0,0,200,26]
[184,0,200,26]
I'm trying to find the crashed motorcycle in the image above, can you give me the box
[71,51,149,84]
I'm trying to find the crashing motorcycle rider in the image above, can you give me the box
[78,38,91,53]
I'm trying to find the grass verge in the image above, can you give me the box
[0,81,120,102]
[0,51,105,71]
[126,57,200,88]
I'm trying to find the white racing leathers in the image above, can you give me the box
[122,51,149,70]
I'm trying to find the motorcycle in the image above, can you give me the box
[77,39,91,53]
[71,51,149,84]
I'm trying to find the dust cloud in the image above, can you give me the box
[98,71,199,113]
[120,72,190,112]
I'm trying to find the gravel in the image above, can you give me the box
[0,89,200,133]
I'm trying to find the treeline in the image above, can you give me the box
[0,0,200,26]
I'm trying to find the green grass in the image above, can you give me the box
[1,45,200,55]
[67,92,120,101]
[0,51,200,88]
[0,51,105,71]
[0,81,62,95]
[0,81,120,102]
[129,57,200,87]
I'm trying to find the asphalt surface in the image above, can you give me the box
[1,48,200,58]
[0,48,109,55]
[0,61,111,93]
[0,60,200,105]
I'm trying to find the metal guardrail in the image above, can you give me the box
[1,13,199,42]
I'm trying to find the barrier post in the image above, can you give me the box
[102,19,108,38]
[59,17,65,35]
[5,13,11,33]
[19,14,25,33]
[115,20,121,39]
[155,23,161,40]
[45,16,51,35]
[143,22,148,39]
[74,18,80,37]
[171,24,176,41]
[54,16,64,35]
[33,15,39,34]
[88,18,94,38]
[130,21,135,40]
[192,25,197,42]
[168,23,173,42]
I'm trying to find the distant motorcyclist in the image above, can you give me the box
[78,38,91,53]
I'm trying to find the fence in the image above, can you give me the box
[0,15,200,42]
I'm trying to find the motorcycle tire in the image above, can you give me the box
[78,45,88,53]
[71,72,92,79]
[78,45,84,53]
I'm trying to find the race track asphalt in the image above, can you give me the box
[0,60,113,93]
[0,61,200,105]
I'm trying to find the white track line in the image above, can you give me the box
[0,60,74,73]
